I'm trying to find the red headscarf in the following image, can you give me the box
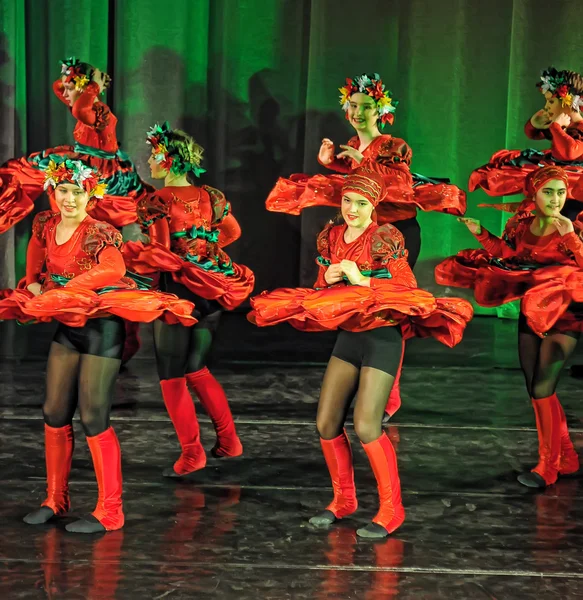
[341,168,386,207]
[525,166,569,197]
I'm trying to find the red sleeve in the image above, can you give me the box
[549,122,583,161]
[149,218,171,249]
[561,231,583,267]
[204,186,230,226]
[25,235,46,285]
[370,224,417,287]
[474,227,517,259]
[65,246,126,290]
[137,192,171,229]
[218,213,241,248]
[524,119,546,141]
[71,81,102,126]
[320,155,352,173]
[370,136,412,167]
[52,79,69,106]
[314,222,335,288]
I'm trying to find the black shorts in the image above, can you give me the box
[159,272,222,323]
[331,326,402,375]
[53,317,126,359]
[518,311,581,339]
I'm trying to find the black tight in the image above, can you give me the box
[518,315,580,399]
[154,311,222,380]
[43,342,121,437]
[316,357,395,444]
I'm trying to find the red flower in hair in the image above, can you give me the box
[160,155,174,171]
[367,81,385,100]
[557,84,569,98]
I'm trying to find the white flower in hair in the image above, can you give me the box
[43,178,56,191]
[355,75,371,91]
[540,76,551,94]
[572,95,582,112]
[70,161,94,185]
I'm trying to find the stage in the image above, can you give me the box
[1,315,582,599]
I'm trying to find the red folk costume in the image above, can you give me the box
[436,167,583,337]
[0,57,151,234]
[123,123,246,477]
[11,158,196,535]
[0,160,194,327]
[251,171,473,346]
[469,67,583,212]
[265,74,466,232]
[252,170,472,538]
[123,134,254,309]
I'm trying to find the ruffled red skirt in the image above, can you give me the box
[122,241,255,311]
[248,283,473,347]
[0,286,196,328]
[435,251,583,336]
[0,145,153,234]
[469,148,583,199]
[265,173,466,223]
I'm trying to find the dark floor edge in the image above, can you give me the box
[1,414,574,433]
[0,558,582,579]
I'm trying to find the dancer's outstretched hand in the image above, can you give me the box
[458,217,482,235]
[337,145,364,164]
[318,139,335,165]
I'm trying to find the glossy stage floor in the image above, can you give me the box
[1,314,582,599]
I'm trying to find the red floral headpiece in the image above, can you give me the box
[339,73,398,127]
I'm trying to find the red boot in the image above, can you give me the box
[160,377,207,475]
[309,430,358,526]
[186,368,242,458]
[383,340,405,422]
[66,427,125,533]
[358,433,405,538]
[518,395,562,488]
[24,424,74,524]
[556,398,579,475]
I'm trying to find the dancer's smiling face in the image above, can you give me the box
[341,191,375,229]
[54,183,90,220]
[347,93,379,132]
[534,178,567,217]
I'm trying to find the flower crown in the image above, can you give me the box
[146,121,206,177]
[339,73,398,127]
[537,67,583,112]
[43,156,107,198]
[60,57,93,92]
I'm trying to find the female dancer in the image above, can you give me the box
[0,57,151,233]
[470,67,583,219]
[123,122,253,477]
[266,73,467,420]
[266,72,466,267]
[436,166,581,488]
[250,168,473,537]
[0,157,195,533]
